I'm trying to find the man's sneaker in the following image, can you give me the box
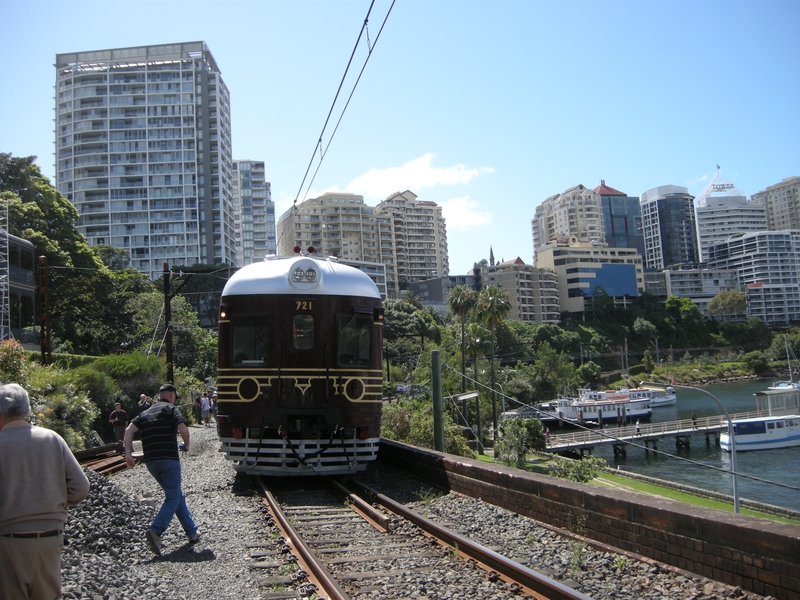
[188,532,201,545]
[146,529,163,556]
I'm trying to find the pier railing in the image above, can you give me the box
[546,409,773,450]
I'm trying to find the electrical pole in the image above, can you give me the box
[164,263,173,383]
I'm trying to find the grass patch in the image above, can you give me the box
[593,471,800,525]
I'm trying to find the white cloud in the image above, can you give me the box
[345,153,494,200]
[441,196,493,229]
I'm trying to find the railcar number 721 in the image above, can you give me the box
[295,301,313,310]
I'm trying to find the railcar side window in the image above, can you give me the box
[338,315,372,365]
[293,315,314,350]
[232,317,268,365]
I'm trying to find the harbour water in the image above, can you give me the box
[590,378,800,513]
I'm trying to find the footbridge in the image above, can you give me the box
[546,409,773,457]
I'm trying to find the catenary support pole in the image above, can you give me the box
[432,350,444,452]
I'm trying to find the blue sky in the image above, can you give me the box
[1,0,798,274]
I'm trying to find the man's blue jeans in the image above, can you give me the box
[145,459,197,537]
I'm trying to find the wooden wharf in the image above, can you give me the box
[545,409,774,457]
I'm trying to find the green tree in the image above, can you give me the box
[476,286,512,440]
[1,154,132,355]
[494,417,545,468]
[447,285,477,393]
[708,290,747,321]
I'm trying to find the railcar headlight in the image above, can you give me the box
[292,268,305,282]
[305,268,317,281]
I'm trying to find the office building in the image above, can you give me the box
[594,180,644,256]
[54,42,235,279]
[532,184,604,258]
[706,230,800,326]
[751,176,800,231]
[536,236,643,314]
[640,185,698,269]
[694,172,764,262]
[232,160,275,265]
[407,275,473,314]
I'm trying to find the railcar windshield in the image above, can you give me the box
[292,315,314,350]
[232,316,268,365]
[337,315,372,366]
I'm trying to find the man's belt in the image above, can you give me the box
[1,530,61,538]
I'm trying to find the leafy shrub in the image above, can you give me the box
[494,417,545,468]
[0,339,31,384]
[381,398,476,458]
[548,455,607,482]
[27,365,99,451]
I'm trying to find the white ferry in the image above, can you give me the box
[523,389,653,427]
[720,388,800,452]
[720,415,800,452]
[644,385,677,407]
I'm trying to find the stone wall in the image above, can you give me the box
[378,439,800,600]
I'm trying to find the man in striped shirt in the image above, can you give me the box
[123,383,199,555]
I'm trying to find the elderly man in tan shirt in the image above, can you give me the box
[0,383,90,600]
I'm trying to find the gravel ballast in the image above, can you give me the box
[62,426,772,599]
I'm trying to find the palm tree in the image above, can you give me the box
[476,286,512,442]
[447,285,477,393]
[465,322,491,454]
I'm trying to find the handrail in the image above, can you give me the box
[547,409,773,448]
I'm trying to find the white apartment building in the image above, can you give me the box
[751,176,800,231]
[232,160,275,265]
[695,173,764,262]
[532,184,605,257]
[376,190,449,292]
[276,193,378,260]
[482,258,560,323]
[640,185,698,269]
[54,42,236,278]
[662,266,740,316]
[705,230,800,326]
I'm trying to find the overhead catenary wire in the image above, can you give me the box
[303,0,397,200]
[292,0,395,207]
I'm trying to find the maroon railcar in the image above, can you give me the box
[216,252,383,475]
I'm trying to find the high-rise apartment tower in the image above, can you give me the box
[233,160,275,265]
[55,42,236,278]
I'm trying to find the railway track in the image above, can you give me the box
[255,476,590,600]
[74,442,129,475]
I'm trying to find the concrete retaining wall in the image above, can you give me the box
[378,439,800,600]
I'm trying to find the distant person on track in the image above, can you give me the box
[109,401,128,442]
[123,383,199,556]
[200,392,211,427]
[0,382,90,600]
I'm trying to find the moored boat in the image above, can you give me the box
[720,415,800,452]
[640,385,677,407]
[720,387,800,452]
[502,388,653,427]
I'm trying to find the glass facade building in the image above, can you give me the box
[594,180,645,257]
[54,42,236,279]
[640,185,698,269]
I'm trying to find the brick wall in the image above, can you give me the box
[378,439,800,600]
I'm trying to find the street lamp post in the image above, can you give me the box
[494,383,505,413]
[641,381,739,513]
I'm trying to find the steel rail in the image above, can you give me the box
[350,479,592,600]
[325,477,394,533]
[257,477,352,600]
